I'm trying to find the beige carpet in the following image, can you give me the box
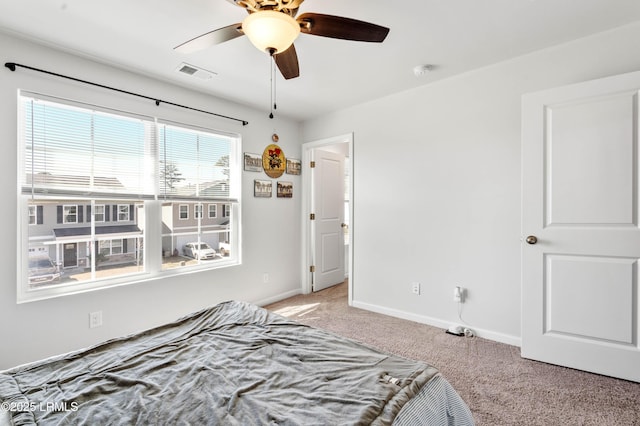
[265,282,640,426]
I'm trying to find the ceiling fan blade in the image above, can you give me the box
[274,44,300,80]
[174,23,243,54]
[297,13,389,42]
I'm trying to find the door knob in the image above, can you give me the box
[525,235,538,245]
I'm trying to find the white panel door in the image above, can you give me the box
[522,71,640,382]
[312,149,345,291]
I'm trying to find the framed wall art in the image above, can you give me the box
[254,179,272,197]
[286,158,301,175]
[277,181,293,198]
[244,152,262,172]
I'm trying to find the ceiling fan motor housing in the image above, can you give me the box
[228,0,305,16]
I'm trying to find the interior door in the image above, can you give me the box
[312,148,345,291]
[522,71,640,382]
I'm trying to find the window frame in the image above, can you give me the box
[179,204,189,220]
[208,204,217,219]
[17,91,242,303]
[28,205,37,225]
[63,205,78,224]
[117,204,130,222]
[94,204,105,223]
[99,238,123,256]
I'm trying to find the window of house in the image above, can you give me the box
[18,92,241,302]
[94,204,105,222]
[117,204,130,222]
[208,204,217,218]
[99,239,123,256]
[223,204,231,218]
[63,205,78,224]
[179,204,189,220]
[194,204,203,219]
[28,205,43,225]
[112,239,123,255]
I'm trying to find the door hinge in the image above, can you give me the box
[310,265,315,273]
[310,161,316,168]
[310,213,315,220]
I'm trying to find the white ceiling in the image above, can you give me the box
[2,0,640,121]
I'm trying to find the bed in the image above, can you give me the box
[0,301,474,425]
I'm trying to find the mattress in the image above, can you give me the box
[0,301,474,425]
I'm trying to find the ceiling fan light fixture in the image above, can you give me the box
[242,10,300,54]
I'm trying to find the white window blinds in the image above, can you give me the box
[159,122,236,202]
[21,94,155,199]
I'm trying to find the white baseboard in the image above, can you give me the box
[254,289,302,307]
[352,300,521,347]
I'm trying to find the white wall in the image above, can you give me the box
[0,33,302,369]
[301,21,640,345]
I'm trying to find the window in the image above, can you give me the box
[63,205,78,224]
[158,123,238,271]
[117,204,130,222]
[99,239,123,256]
[28,205,43,225]
[179,204,189,220]
[223,204,231,218]
[94,204,105,222]
[208,204,217,218]
[19,93,240,302]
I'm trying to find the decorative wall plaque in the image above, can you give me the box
[262,144,286,178]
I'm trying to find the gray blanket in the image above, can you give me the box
[0,301,440,425]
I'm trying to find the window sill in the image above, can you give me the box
[17,257,240,304]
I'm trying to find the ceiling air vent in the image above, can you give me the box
[176,63,217,80]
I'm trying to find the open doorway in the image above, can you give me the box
[301,133,353,303]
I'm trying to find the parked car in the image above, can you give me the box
[28,256,61,285]
[183,242,216,260]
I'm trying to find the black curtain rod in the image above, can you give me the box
[5,62,249,126]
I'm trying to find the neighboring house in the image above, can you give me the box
[28,201,142,270]
[27,174,142,271]
[29,177,232,267]
[160,180,232,256]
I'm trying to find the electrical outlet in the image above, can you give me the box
[89,311,103,328]
[263,273,269,283]
[411,282,421,295]
[453,286,464,303]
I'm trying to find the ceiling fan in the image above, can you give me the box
[174,0,390,80]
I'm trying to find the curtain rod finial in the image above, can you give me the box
[5,62,16,72]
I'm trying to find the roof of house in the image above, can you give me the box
[27,173,125,189]
[53,225,141,238]
[166,180,230,199]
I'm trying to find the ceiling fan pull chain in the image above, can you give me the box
[273,57,277,112]
[269,54,275,119]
